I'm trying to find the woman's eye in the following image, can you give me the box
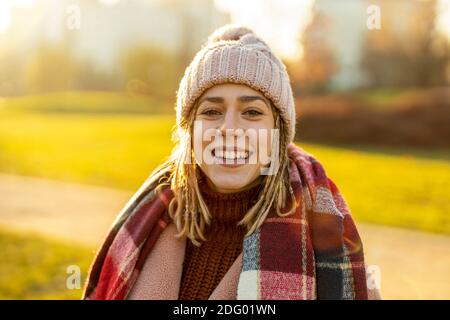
[201,109,221,116]
[243,109,263,116]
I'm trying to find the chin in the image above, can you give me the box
[210,179,249,192]
[206,166,259,192]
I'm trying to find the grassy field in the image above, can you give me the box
[0,92,449,234]
[0,227,92,299]
[0,92,176,190]
[303,144,450,234]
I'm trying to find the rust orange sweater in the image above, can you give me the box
[178,179,261,300]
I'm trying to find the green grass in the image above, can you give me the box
[0,92,176,190]
[0,228,93,299]
[0,91,449,234]
[301,143,450,235]
[0,91,170,114]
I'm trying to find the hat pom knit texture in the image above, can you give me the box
[176,24,296,143]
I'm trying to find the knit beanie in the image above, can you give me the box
[175,24,296,143]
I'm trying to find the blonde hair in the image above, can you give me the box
[152,101,296,247]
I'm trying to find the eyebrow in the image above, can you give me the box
[237,95,268,106]
[197,95,269,107]
[197,96,224,105]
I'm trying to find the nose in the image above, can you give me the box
[218,109,243,137]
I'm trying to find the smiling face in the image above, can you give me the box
[193,83,276,193]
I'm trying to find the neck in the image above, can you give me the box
[198,177,262,242]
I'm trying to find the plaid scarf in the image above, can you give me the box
[82,143,368,300]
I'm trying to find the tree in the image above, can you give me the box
[0,48,24,96]
[24,44,76,94]
[286,8,337,95]
[361,0,450,88]
[121,44,183,101]
[73,58,120,91]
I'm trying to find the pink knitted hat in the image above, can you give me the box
[176,24,296,143]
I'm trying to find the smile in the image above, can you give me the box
[211,148,252,167]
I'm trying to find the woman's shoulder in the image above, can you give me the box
[288,143,331,188]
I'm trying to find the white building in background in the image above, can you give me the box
[1,0,230,69]
[71,0,230,68]
[312,0,438,91]
[313,0,369,90]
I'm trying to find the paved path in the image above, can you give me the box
[0,173,449,299]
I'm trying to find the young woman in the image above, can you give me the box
[82,25,379,300]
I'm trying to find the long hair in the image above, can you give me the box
[150,99,296,247]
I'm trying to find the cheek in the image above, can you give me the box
[193,121,211,150]
[251,123,275,158]
[193,120,218,167]
[264,117,276,156]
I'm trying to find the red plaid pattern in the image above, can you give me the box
[82,143,368,300]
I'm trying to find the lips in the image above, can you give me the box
[211,148,251,166]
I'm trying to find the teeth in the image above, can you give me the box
[215,150,249,160]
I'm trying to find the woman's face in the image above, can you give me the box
[193,83,275,193]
